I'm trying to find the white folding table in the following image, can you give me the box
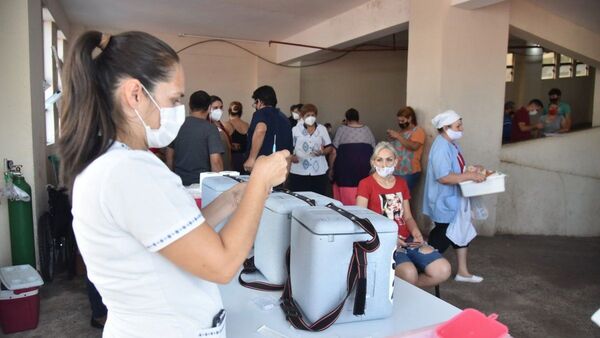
[219,276,461,338]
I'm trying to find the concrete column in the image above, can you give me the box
[0,0,46,266]
[406,0,510,235]
[594,68,600,127]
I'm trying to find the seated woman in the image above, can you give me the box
[538,103,567,135]
[357,142,451,288]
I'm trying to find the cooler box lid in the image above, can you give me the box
[202,175,249,192]
[292,206,397,235]
[0,288,39,300]
[0,265,43,290]
[265,191,341,214]
[185,184,202,198]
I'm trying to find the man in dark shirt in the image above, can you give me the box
[502,101,514,144]
[511,99,543,142]
[166,90,224,186]
[243,85,293,172]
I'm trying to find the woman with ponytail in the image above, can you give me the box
[59,31,289,337]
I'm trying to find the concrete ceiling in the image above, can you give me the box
[58,0,370,41]
[527,0,600,34]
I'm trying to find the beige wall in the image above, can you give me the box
[495,0,600,236]
[276,0,409,63]
[497,128,600,236]
[0,0,47,267]
[300,51,408,141]
[135,32,300,122]
[594,69,600,127]
[509,0,600,67]
[505,52,596,128]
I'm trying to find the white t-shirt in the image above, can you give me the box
[72,141,225,337]
[290,123,332,176]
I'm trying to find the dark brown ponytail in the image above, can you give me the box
[58,31,179,192]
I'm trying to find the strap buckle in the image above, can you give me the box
[243,258,258,273]
[281,298,302,319]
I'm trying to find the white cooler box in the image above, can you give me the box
[254,191,341,285]
[290,206,397,324]
[201,174,249,231]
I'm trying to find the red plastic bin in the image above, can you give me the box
[0,265,44,334]
[436,308,509,338]
[0,287,41,334]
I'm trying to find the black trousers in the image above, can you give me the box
[288,173,328,196]
[86,278,107,318]
[428,222,469,254]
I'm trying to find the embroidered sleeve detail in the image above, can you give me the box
[145,213,204,250]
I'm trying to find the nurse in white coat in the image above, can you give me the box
[58,31,289,337]
[422,110,486,283]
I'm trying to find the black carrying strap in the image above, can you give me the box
[272,188,316,206]
[280,203,380,331]
[237,257,285,291]
[224,175,246,183]
[238,189,315,291]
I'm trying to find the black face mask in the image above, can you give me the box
[398,122,409,129]
[549,98,559,104]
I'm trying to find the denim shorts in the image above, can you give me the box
[394,244,443,273]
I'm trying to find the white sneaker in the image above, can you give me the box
[454,274,484,283]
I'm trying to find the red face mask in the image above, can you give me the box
[548,108,558,116]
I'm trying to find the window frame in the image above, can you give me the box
[506,52,514,83]
[541,51,556,80]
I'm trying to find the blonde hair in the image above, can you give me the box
[370,141,397,165]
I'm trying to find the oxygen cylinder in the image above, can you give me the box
[7,173,36,267]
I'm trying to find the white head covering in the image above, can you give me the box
[432,110,461,129]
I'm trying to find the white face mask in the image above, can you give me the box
[304,116,316,126]
[375,165,395,178]
[292,112,300,120]
[445,128,463,140]
[134,85,185,148]
[210,108,223,121]
[529,109,538,116]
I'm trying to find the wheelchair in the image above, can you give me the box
[37,184,76,282]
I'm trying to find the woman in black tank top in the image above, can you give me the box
[231,129,248,154]
[224,101,249,173]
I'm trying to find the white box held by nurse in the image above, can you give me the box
[459,172,507,197]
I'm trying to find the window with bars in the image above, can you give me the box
[541,51,590,80]
[541,52,555,80]
[506,53,514,82]
[43,8,66,145]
